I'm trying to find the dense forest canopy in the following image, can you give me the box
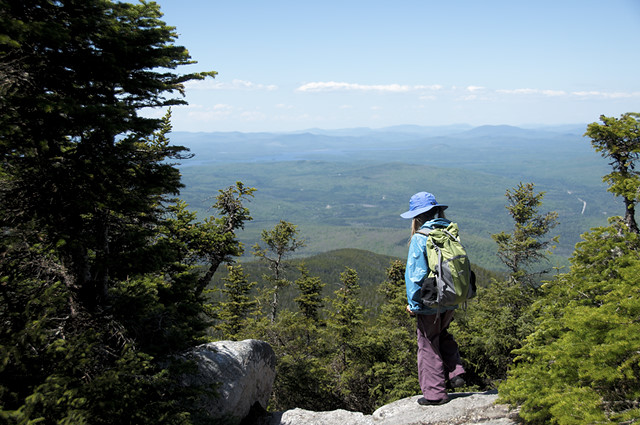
[0,1,226,423]
[1,1,639,424]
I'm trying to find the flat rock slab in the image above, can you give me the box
[373,391,517,425]
[268,391,518,425]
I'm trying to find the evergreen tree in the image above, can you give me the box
[499,115,640,423]
[293,263,325,321]
[0,1,257,423]
[326,267,371,412]
[245,268,334,412]
[252,220,306,322]
[0,0,215,312]
[584,112,640,234]
[452,183,558,385]
[365,260,421,406]
[499,219,640,424]
[492,182,559,288]
[258,309,336,412]
[328,268,365,368]
[215,265,257,340]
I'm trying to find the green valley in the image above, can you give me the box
[175,125,618,272]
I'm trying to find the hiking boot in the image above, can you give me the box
[448,375,466,389]
[417,396,450,406]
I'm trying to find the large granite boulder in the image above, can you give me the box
[269,408,374,425]
[183,339,276,425]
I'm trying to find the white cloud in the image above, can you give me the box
[415,84,444,91]
[572,90,640,99]
[496,88,536,95]
[496,88,567,96]
[296,81,443,93]
[467,85,485,92]
[184,78,278,91]
[541,90,566,96]
[495,88,640,99]
[296,81,408,92]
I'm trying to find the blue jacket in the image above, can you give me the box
[405,218,458,315]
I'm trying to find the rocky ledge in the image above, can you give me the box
[267,390,518,425]
[184,340,519,425]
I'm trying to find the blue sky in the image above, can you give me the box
[152,0,640,132]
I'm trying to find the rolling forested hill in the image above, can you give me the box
[209,248,503,319]
[173,124,619,272]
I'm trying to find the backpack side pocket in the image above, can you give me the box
[420,276,438,306]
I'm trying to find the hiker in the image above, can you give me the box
[401,191,466,406]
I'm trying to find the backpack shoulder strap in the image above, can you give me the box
[416,228,443,277]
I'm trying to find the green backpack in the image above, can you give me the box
[416,222,476,308]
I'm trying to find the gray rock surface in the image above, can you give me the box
[183,339,276,424]
[269,408,374,425]
[372,391,518,425]
[268,391,518,425]
[182,340,517,425]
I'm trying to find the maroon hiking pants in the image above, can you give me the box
[416,309,465,400]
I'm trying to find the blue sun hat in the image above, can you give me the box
[400,191,448,219]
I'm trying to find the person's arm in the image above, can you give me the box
[405,234,428,314]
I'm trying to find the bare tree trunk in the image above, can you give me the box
[270,284,279,324]
[624,197,639,234]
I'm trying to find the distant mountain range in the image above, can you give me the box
[171,123,591,166]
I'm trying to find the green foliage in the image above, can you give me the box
[253,310,337,412]
[234,258,425,414]
[584,112,640,233]
[159,182,255,295]
[208,241,502,414]
[293,264,325,321]
[452,278,539,386]
[0,183,254,423]
[492,182,559,287]
[327,268,365,368]
[214,265,257,340]
[0,275,196,425]
[499,219,640,424]
[321,267,386,414]
[364,260,421,406]
[253,220,306,322]
[492,113,640,423]
[0,1,261,423]
[0,0,215,313]
[451,183,558,387]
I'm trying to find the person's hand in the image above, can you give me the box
[406,304,416,316]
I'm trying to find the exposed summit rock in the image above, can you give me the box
[267,391,518,425]
[372,391,517,425]
[183,340,517,425]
